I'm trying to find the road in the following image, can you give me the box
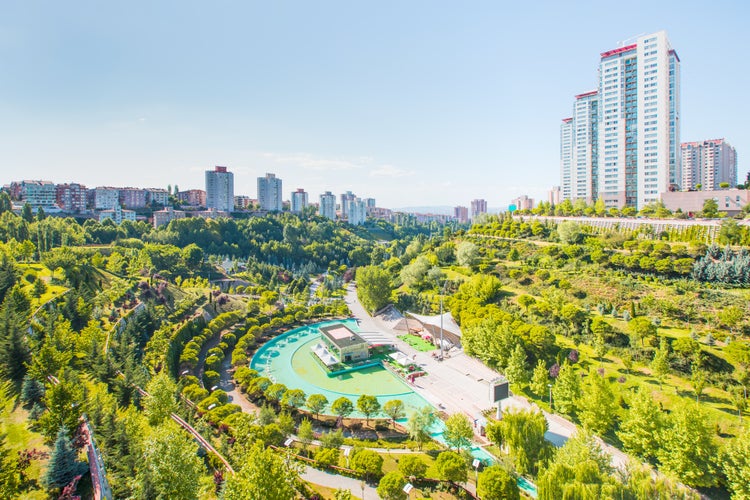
[301,467,378,499]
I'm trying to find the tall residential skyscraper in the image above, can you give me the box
[681,139,737,191]
[470,199,487,220]
[454,206,468,223]
[348,197,367,225]
[319,191,336,220]
[340,191,356,218]
[561,31,681,210]
[291,188,308,213]
[205,166,234,212]
[257,173,283,212]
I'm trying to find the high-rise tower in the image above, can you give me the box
[205,166,234,212]
[257,173,283,212]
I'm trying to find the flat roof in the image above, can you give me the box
[319,324,368,349]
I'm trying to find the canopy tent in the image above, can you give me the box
[311,342,339,366]
[388,351,411,367]
[402,311,462,348]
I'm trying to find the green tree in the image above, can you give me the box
[39,373,85,441]
[551,362,581,416]
[628,316,657,349]
[701,198,719,218]
[443,413,473,451]
[722,431,750,499]
[456,241,479,267]
[657,402,718,487]
[0,300,30,381]
[435,450,467,483]
[356,394,381,425]
[136,422,204,500]
[355,266,393,313]
[557,221,583,244]
[406,406,436,450]
[537,432,619,500]
[505,344,530,390]
[350,449,383,481]
[651,337,670,387]
[43,425,86,490]
[21,203,33,223]
[305,393,328,420]
[264,383,288,406]
[331,397,354,421]
[377,471,407,500]
[143,372,177,426]
[477,465,520,500]
[690,369,707,402]
[398,454,427,479]
[281,388,306,412]
[315,447,340,467]
[223,441,299,500]
[518,294,536,313]
[577,370,618,435]
[382,399,405,428]
[617,388,664,462]
[298,418,314,456]
[530,359,548,397]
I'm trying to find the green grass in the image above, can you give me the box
[2,393,50,499]
[398,334,437,352]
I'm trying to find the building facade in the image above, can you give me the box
[291,188,308,213]
[205,166,234,212]
[561,31,681,210]
[340,191,356,218]
[99,205,136,224]
[152,207,186,228]
[548,186,562,206]
[177,189,206,207]
[94,187,120,210]
[16,180,57,208]
[348,197,367,225]
[453,206,469,223]
[55,183,87,213]
[681,139,737,191]
[257,173,283,212]
[470,199,487,219]
[511,195,534,211]
[661,188,749,216]
[319,191,336,220]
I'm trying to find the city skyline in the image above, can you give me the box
[2,1,748,208]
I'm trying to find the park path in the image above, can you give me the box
[301,467,378,499]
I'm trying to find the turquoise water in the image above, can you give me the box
[250,320,434,418]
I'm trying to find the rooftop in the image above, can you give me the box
[319,324,368,349]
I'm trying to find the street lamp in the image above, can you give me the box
[548,383,553,412]
[439,279,450,361]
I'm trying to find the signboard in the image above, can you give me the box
[489,376,510,403]
[472,459,481,469]
[403,483,413,494]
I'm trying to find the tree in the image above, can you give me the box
[382,399,405,428]
[435,451,467,483]
[577,370,618,435]
[398,454,427,479]
[314,447,340,467]
[617,388,664,462]
[492,409,549,475]
[551,362,581,416]
[722,431,750,499]
[456,241,479,267]
[356,395,381,425]
[518,294,535,314]
[281,388,306,412]
[355,266,393,313]
[690,369,706,402]
[319,429,344,449]
[43,425,86,490]
[331,397,354,422]
[39,374,85,441]
[443,413,473,451]
[305,393,328,420]
[477,465,520,500]
[701,198,719,218]
[377,471,407,500]
[530,359,548,397]
[298,419,314,456]
[505,344,530,390]
[350,449,383,481]
[0,300,30,381]
[657,402,718,487]
[557,221,583,244]
[537,432,619,500]
[628,316,657,348]
[21,203,33,223]
[406,406,436,450]
[20,375,45,406]
[223,441,299,500]
[143,372,177,426]
[264,383,288,406]
[651,337,670,387]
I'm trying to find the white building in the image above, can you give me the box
[291,188,308,213]
[681,139,737,191]
[153,207,186,228]
[18,180,57,208]
[561,31,681,210]
[205,166,234,212]
[99,205,136,224]
[94,187,120,210]
[257,173,283,212]
[348,197,367,225]
[319,191,336,220]
[340,191,356,218]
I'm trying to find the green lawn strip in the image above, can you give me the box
[398,334,436,352]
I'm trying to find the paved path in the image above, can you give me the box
[301,467,377,499]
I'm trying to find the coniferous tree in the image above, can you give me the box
[44,426,85,490]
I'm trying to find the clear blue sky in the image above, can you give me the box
[1,0,748,209]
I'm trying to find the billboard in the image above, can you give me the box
[489,376,509,403]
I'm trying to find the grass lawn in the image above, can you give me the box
[2,393,50,500]
[398,334,437,352]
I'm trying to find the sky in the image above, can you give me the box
[1,0,749,210]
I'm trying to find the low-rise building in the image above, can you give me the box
[99,205,136,224]
[13,180,57,208]
[55,183,87,213]
[177,189,206,207]
[660,188,750,216]
[319,323,369,363]
[153,207,186,228]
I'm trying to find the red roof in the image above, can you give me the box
[601,44,637,59]
[575,90,598,99]
[562,117,573,123]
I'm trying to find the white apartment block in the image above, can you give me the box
[348,197,367,225]
[340,191,356,218]
[257,173,283,212]
[681,139,737,191]
[94,187,120,210]
[562,31,681,210]
[99,205,136,224]
[291,188,308,213]
[205,166,234,212]
[20,180,57,208]
[319,191,336,220]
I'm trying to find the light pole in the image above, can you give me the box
[548,383,553,412]
[439,279,450,361]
